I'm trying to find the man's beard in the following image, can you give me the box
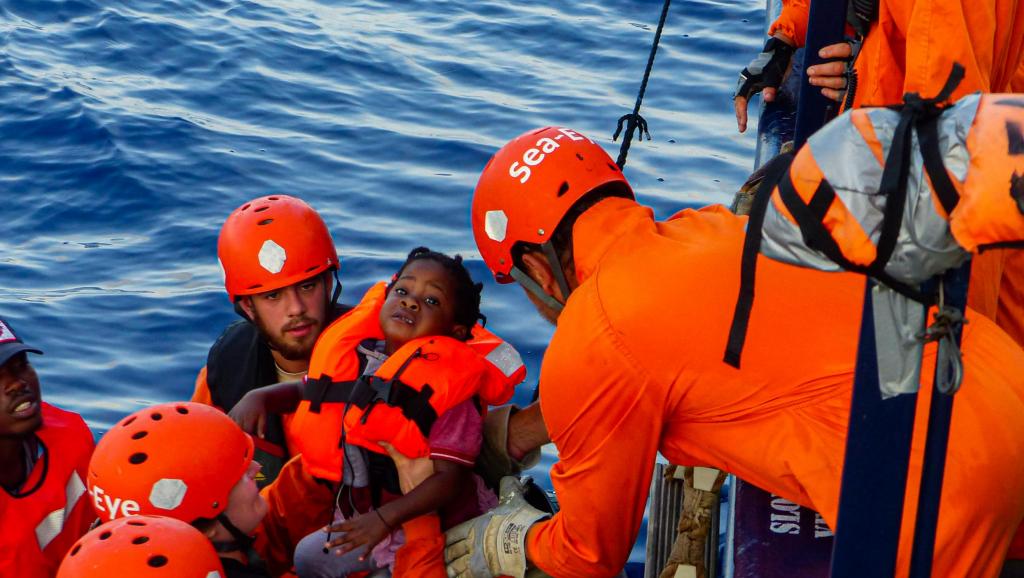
[251,313,319,361]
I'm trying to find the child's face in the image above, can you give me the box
[380,259,468,354]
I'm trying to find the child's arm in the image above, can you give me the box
[228,380,303,439]
[380,458,469,524]
[323,458,472,560]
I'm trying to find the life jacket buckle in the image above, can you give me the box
[360,377,396,424]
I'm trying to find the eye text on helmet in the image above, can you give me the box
[90,484,141,521]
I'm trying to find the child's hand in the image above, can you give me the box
[324,510,393,560]
[228,389,268,438]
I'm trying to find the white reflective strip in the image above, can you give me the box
[207,572,223,578]
[35,507,65,551]
[34,470,87,550]
[484,342,524,378]
[65,470,86,515]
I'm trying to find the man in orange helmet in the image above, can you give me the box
[192,195,346,575]
[0,317,95,578]
[56,516,228,573]
[57,516,226,578]
[193,194,345,483]
[443,127,1024,578]
[88,402,269,578]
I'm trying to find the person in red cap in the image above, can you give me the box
[0,317,95,578]
[442,127,1024,578]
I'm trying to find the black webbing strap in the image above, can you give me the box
[724,151,795,368]
[303,376,369,413]
[873,64,964,273]
[916,116,960,215]
[871,110,916,276]
[776,176,929,303]
[301,349,439,438]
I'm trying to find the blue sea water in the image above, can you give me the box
[0,0,766,573]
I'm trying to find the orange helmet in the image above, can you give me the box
[471,127,632,283]
[218,195,339,301]
[87,402,254,524]
[58,515,225,578]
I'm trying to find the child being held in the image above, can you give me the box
[238,247,522,577]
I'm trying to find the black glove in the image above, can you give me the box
[734,37,795,101]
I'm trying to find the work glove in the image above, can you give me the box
[444,476,551,578]
[734,37,795,102]
[477,405,541,489]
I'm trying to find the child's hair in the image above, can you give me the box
[389,246,485,334]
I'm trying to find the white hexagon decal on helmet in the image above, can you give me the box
[258,240,287,274]
[149,478,188,511]
[484,210,508,243]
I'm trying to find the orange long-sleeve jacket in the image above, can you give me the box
[523,198,1024,577]
[770,0,1024,107]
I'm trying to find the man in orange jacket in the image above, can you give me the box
[0,317,95,578]
[733,0,1024,129]
[733,0,1024,345]
[734,2,1024,562]
[193,195,346,576]
[443,127,1024,578]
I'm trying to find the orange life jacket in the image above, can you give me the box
[1,403,95,578]
[294,282,524,481]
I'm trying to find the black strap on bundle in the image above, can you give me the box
[724,64,965,369]
[302,348,438,438]
[724,151,795,368]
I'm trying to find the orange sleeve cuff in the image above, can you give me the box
[401,514,442,541]
[392,514,447,578]
[768,0,809,47]
[191,366,213,405]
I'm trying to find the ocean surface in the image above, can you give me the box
[0,0,766,572]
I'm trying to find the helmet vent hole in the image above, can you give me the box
[70,544,82,556]
[304,265,318,273]
[122,416,137,427]
[241,203,251,211]
[268,196,279,201]
[150,412,163,421]
[254,206,270,213]
[258,218,274,226]
[576,153,584,161]
[99,531,112,540]
[132,536,150,545]
[557,181,570,197]
[131,431,148,440]
[175,406,189,415]
[247,284,263,290]
[129,452,149,465]
[148,555,169,568]
[127,520,146,526]
[607,162,619,172]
